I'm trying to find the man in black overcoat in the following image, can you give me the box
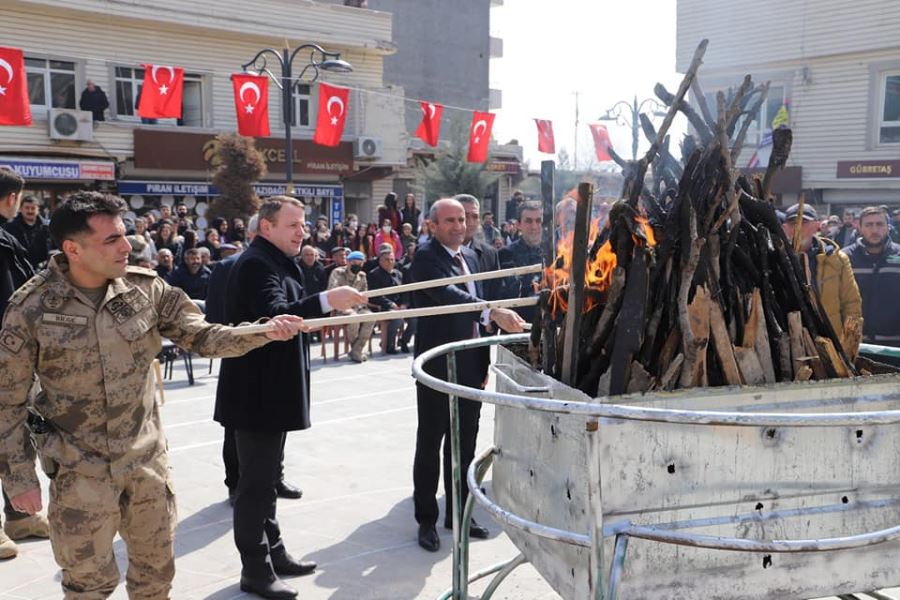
[410,198,525,553]
[213,196,364,599]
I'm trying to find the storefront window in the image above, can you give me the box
[25,57,76,111]
[291,83,313,128]
[879,71,900,144]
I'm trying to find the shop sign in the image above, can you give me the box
[118,180,343,200]
[836,160,900,178]
[0,157,115,181]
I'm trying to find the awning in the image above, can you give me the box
[0,156,116,181]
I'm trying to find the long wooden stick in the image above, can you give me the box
[232,296,540,335]
[364,263,542,299]
[561,182,592,386]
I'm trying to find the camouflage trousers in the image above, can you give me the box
[344,309,375,355]
[48,457,176,599]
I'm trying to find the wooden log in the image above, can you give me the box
[787,311,806,379]
[802,328,828,379]
[680,285,711,388]
[561,183,593,386]
[660,354,685,391]
[540,160,557,374]
[609,251,650,395]
[735,347,766,385]
[814,336,851,378]
[709,299,743,385]
[776,332,793,381]
[657,328,681,377]
[842,315,863,362]
[626,361,654,394]
[746,289,776,383]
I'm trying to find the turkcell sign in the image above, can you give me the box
[0,158,115,181]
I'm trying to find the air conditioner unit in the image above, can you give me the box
[48,109,94,141]
[354,136,383,160]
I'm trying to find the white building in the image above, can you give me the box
[677,0,900,212]
[1,0,407,223]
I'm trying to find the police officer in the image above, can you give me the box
[327,250,374,362]
[498,200,544,322]
[0,192,303,599]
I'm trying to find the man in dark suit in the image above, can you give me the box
[214,197,365,600]
[411,198,526,553]
[498,200,544,322]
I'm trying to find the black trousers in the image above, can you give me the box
[224,427,286,491]
[233,430,287,578]
[412,383,482,526]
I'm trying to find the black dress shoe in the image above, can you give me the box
[275,481,303,499]
[239,575,298,599]
[399,343,410,353]
[271,552,317,577]
[417,523,440,552]
[443,517,490,539]
[386,348,399,355]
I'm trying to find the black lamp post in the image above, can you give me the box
[242,44,353,195]
[598,95,666,160]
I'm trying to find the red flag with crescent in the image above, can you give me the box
[0,47,32,126]
[467,111,494,163]
[534,119,555,153]
[138,64,184,119]
[231,73,270,137]
[314,82,349,147]
[415,101,443,146]
[589,123,613,161]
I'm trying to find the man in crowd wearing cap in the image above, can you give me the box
[842,206,900,348]
[4,195,52,270]
[325,246,349,279]
[782,203,861,338]
[327,250,374,362]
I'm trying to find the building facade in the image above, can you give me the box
[1,0,406,225]
[677,0,900,212]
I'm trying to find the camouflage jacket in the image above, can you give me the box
[327,266,368,311]
[0,255,271,497]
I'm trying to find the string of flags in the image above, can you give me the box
[0,46,618,164]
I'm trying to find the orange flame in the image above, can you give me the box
[545,216,656,318]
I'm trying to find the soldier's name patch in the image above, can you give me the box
[0,329,25,354]
[42,313,88,327]
[160,289,181,320]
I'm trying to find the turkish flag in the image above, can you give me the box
[589,123,613,161]
[467,111,494,163]
[415,101,443,146]
[138,64,184,119]
[0,47,32,126]
[534,119,555,153]
[232,73,270,137]
[314,82,349,147]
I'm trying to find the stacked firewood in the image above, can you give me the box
[528,40,889,397]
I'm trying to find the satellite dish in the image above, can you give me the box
[160,195,175,207]
[130,195,144,209]
[195,202,208,216]
[196,217,208,229]
[183,195,197,209]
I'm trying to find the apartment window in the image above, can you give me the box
[291,83,313,128]
[878,71,900,144]
[25,58,76,110]
[114,66,206,126]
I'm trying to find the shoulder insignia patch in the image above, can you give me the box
[40,290,66,311]
[160,288,182,320]
[9,273,47,306]
[0,328,25,354]
[126,265,159,278]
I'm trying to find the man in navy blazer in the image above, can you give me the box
[214,197,365,600]
[411,198,526,552]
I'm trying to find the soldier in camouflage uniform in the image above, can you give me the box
[0,192,303,599]
[326,250,374,362]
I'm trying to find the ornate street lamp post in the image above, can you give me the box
[598,95,667,160]
[242,44,352,195]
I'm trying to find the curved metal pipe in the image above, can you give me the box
[412,335,900,428]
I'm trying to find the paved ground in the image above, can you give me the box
[0,347,557,600]
[2,346,898,599]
